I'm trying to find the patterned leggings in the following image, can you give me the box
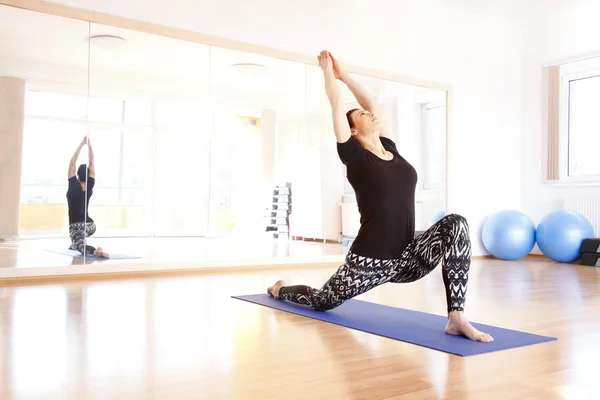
[68,222,97,256]
[278,213,471,313]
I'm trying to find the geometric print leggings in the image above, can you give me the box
[68,221,97,256]
[278,213,472,313]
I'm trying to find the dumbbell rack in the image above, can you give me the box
[265,183,291,239]
[580,238,600,266]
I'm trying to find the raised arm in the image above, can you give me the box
[87,138,95,178]
[68,138,86,179]
[319,50,351,143]
[329,52,391,139]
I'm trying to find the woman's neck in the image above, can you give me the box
[358,134,385,155]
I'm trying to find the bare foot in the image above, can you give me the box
[445,311,494,342]
[93,247,110,259]
[267,280,285,299]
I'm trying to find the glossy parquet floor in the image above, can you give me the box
[0,257,599,399]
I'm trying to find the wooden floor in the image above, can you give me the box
[0,257,598,399]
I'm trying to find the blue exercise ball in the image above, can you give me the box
[536,210,595,263]
[482,210,536,260]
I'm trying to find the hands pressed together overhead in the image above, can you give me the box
[318,50,348,81]
[80,136,92,147]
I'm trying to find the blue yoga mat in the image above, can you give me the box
[46,249,142,260]
[232,294,557,356]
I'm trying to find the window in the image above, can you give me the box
[340,97,446,195]
[88,97,123,123]
[24,90,87,120]
[421,104,446,190]
[20,89,154,235]
[20,87,261,237]
[20,92,89,235]
[566,75,600,177]
[209,112,262,236]
[21,119,88,193]
[152,100,212,236]
[88,129,121,200]
[549,57,600,183]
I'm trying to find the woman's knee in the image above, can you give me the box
[442,213,469,230]
[439,214,471,248]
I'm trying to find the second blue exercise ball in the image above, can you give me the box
[482,210,536,260]
[535,210,595,263]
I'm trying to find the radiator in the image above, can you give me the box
[563,198,600,236]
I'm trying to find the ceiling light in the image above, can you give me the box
[89,34,126,50]
[229,63,267,79]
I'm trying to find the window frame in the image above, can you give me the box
[557,62,600,184]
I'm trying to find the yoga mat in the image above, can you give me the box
[46,249,142,260]
[232,294,557,356]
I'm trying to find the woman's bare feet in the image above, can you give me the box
[267,280,285,299]
[93,247,110,258]
[445,311,494,342]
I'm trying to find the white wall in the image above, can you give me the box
[47,0,528,255]
[521,0,600,252]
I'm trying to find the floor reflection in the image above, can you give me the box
[0,237,346,270]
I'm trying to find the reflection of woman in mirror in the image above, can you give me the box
[268,50,492,343]
[67,137,109,258]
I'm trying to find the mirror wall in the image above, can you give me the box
[0,3,446,266]
[0,5,92,263]
[87,24,211,238]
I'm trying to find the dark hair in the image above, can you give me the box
[346,108,359,129]
[77,164,88,182]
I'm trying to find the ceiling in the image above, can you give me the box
[0,4,444,119]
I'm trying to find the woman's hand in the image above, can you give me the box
[318,49,351,143]
[318,50,334,75]
[328,51,348,81]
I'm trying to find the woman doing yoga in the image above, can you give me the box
[267,50,493,342]
[67,137,109,258]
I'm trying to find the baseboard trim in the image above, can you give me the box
[473,254,548,260]
[525,254,548,259]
